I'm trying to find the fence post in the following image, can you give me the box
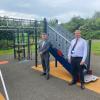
[27,32,30,60]
[34,20,38,67]
[22,31,26,59]
[13,33,16,59]
[17,29,20,61]
[87,40,91,72]
[44,18,47,34]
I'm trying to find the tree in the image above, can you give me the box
[61,14,100,39]
[93,12,100,19]
[62,16,85,32]
[48,19,58,26]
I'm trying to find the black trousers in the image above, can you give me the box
[71,57,84,83]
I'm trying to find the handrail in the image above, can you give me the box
[48,25,71,44]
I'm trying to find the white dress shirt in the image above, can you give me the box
[42,41,45,47]
[68,37,87,62]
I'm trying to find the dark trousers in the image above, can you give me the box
[71,57,84,84]
[41,55,50,75]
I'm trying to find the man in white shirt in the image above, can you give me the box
[68,30,87,89]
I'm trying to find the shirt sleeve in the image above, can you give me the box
[82,40,87,62]
[68,41,72,60]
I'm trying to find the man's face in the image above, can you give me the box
[75,31,81,38]
[41,34,48,40]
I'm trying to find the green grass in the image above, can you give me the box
[0,45,35,56]
[0,41,100,56]
[91,40,100,55]
[0,49,13,55]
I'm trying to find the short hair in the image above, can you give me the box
[41,33,47,35]
[74,30,81,34]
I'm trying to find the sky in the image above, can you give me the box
[0,0,100,22]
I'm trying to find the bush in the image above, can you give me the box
[0,40,13,50]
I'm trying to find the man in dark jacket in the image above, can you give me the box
[38,33,51,80]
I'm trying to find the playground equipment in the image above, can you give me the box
[0,17,98,83]
[0,17,44,61]
[45,19,98,83]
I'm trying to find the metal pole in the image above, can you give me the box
[87,40,91,71]
[44,18,47,34]
[55,34,58,67]
[17,29,20,61]
[13,33,16,59]
[27,32,30,60]
[0,69,9,100]
[34,21,38,67]
[55,59,58,67]
[22,31,26,59]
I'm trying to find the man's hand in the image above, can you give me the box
[80,61,84,65]
[68,59,71,64]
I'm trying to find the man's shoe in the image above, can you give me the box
[68,81,76,85]
[46,74,50,80]
[41,73,46,76]
[81,84,85,90]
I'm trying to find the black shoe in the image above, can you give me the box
[81,84,85,90]
[46,74,50,80]
[41,73,46,76]
[68,81,76,85]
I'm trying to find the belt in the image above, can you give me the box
[71,57,82,59]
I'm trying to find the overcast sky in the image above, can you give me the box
[0,0,100,22]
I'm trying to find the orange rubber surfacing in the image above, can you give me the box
[0,93,5,100]
[0,61,8,65]
[32,61,100,94]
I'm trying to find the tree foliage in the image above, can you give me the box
[61,12,100,39]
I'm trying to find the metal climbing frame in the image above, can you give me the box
[0,16,92,70]
[0,17,44,62]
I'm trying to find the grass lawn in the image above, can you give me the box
[91,40,100,55]
[0,49,13,55]
[0,40,100,56]
[0,45,35,56]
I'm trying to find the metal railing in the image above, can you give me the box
[48,25,71,44]
[47,24,72,59]
[47,23,91,69]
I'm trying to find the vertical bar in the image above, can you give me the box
[87,40,91,71]
[13,33,16,59]
[22,31,25,59]
[55,59,58,67]
[34,20,38,67]
[27,32,30,60]
[17,29,20,61]
[44,18,47,33]
[55,34,58,67]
